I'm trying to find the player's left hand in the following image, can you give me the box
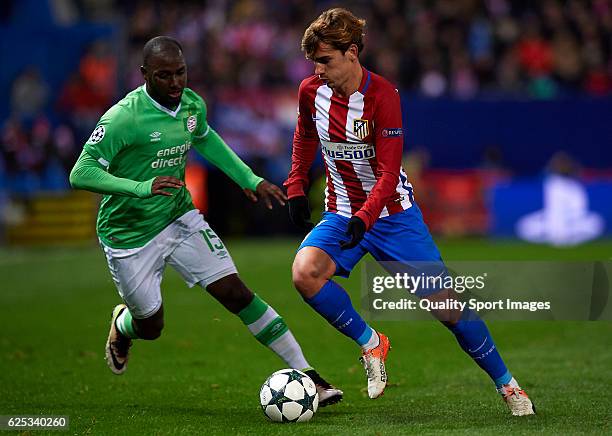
[340,216,366,250]
[243,180,287,209]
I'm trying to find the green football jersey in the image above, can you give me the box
[84,85,210,248]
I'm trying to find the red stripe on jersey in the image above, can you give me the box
[324,160,338,213]
[327,95,348,142]
[336,160,368,214]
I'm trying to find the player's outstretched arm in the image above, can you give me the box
[70,149,183,198]
[192,128,265,192]
[243,180,287,209]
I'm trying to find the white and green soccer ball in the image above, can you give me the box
[259,368,319,422]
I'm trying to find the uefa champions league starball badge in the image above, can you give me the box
[87,125,106,144]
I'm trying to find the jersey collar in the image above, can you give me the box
[142,85,182,118]
[357,67,371,94]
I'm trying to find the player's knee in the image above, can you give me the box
[292,248,335,297]
[292,262,324,296]
[439,308,466,328]
[222,283,253,313]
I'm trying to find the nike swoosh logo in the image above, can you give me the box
[468,337,487,353]
[109,345,125,369]
[331,310,346,325]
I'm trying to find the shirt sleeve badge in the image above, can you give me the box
[86,125,106,144]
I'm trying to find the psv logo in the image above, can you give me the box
[353,118,369,140]
[186,115,197,133]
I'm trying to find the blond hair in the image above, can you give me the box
[301,8,366,60]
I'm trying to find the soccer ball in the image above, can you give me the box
[259,368,319,422]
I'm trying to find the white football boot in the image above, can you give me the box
[500,384,536,416]
[359,332,391,399]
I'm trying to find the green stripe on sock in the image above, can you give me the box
[255,317,289,346]
[117,308,138,339]
[238,294,269,325]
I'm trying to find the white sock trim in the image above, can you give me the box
[497,377,520,394]
[247,306,278,335]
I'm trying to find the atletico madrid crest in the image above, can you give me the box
[353,118,369,140]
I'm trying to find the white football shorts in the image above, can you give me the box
[100,209,237,318]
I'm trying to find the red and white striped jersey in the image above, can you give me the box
[284,67,413,230]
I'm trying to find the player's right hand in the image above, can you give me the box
[339,216,366,250]
[151,176,185,196]
[288,196,314,231]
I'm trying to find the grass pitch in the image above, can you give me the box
[1,238,611,435]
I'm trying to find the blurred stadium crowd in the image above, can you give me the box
[122,0,612,97]
[1,0,611,241]
[3,0,612,190]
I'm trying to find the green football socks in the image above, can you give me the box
[116,308,139,339]
[239,294,309,369]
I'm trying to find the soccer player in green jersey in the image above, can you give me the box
[70,36,342,406]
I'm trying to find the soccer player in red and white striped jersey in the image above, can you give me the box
[284,8,535,415]
[286,56,414,227]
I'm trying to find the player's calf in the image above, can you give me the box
[206,274,254,313]
[132,306,164,340]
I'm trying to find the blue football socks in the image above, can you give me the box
[448,309,512,388]
[305,280,373,346]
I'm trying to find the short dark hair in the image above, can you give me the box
[302,8,366,60]
[142,36,183,68]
